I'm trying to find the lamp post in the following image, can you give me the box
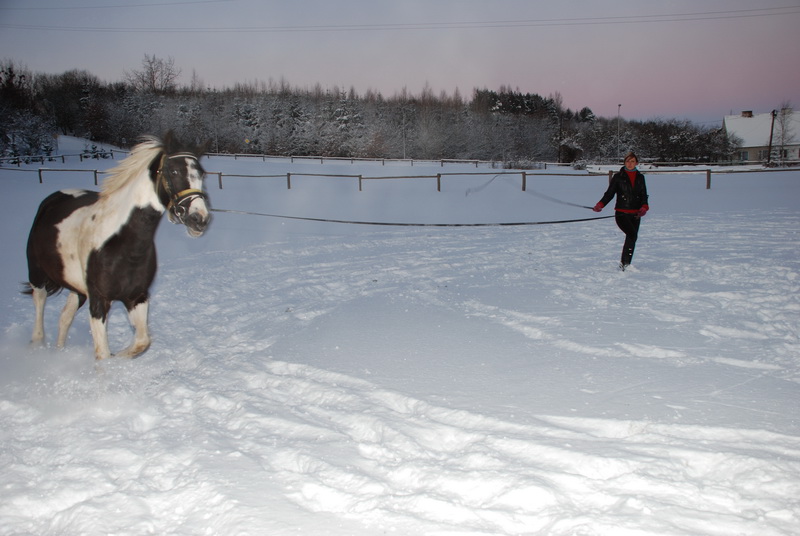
[617,104,622,162]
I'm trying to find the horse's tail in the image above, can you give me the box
[21,280,63,296]
[25,192,69,298]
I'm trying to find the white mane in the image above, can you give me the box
[100,135,164,198]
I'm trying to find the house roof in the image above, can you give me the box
[724,110,800,148]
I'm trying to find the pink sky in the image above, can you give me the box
[1,0,798,124]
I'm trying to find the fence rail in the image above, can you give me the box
[3,155,798,192]
[0,150,121,166]
[2,149,568,170]
[5,148,798,170]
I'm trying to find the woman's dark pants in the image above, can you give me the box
[615,212,641,266]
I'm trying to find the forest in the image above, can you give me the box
[1,57,738,165]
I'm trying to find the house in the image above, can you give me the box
[723,110,800,164]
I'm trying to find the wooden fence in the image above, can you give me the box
[209,170,594,191]
[4,154,797,192]
[608,168,713,189]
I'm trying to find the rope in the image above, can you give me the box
[524,188,594,210]
[209,207,614,227]
[209,172,612,226]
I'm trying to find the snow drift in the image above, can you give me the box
[1,137,799,535]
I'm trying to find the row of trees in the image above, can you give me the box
[2,57,739,164]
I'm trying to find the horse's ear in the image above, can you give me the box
[195,139,212,157]
[162,130,178,153]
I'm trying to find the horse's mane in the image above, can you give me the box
[100,135,165,197]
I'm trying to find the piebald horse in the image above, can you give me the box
[25,132,211,360]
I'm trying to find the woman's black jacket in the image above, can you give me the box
[599,167,649,211]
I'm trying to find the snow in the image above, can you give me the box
[1,136,799,535]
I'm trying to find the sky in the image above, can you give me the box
[1,0,799,125]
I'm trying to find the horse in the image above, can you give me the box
[24,131,211,360]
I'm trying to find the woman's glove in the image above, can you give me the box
[637,206,649,217]
[593,202,604,212]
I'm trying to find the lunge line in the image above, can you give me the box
[210,207,614,227]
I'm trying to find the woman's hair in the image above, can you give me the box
[624,151,638,163]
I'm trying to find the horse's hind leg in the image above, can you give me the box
[56,291,82,349]
[30,286,47,347]
[116,300,151,359]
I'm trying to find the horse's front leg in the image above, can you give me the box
[56,291,82,349]
[30,286,47,347]
[116,300,151,359]
[89,296,112,360]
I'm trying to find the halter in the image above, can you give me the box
[157,153,208,222]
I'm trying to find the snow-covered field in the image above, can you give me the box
[1,137,799,535]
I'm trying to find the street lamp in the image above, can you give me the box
[617,104,622,162]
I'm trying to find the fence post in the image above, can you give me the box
[358,175,363,192]
[522,171,527,191]
[94,170,99,185]
[217,172,223,189]
[287,173,291,190]
[437,173,441,192]
[38,169,44,183]
[706,169,711,189]
[608,170,613,183]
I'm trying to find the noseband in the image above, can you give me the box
[157,153,208,222]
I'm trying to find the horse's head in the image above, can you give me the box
[156,132,212,237]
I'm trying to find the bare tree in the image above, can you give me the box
[0,59,33,110]
[124,54,181,94]
[188,69,204,95]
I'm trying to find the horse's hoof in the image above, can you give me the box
[113,344,149,359]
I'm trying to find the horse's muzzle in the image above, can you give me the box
[168,193,210,237]
[185,210,211,237]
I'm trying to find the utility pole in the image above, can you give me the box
[767,109,777,166]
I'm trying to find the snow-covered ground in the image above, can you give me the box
[1,137,799,535]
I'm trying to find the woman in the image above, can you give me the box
[593,152,649,271]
